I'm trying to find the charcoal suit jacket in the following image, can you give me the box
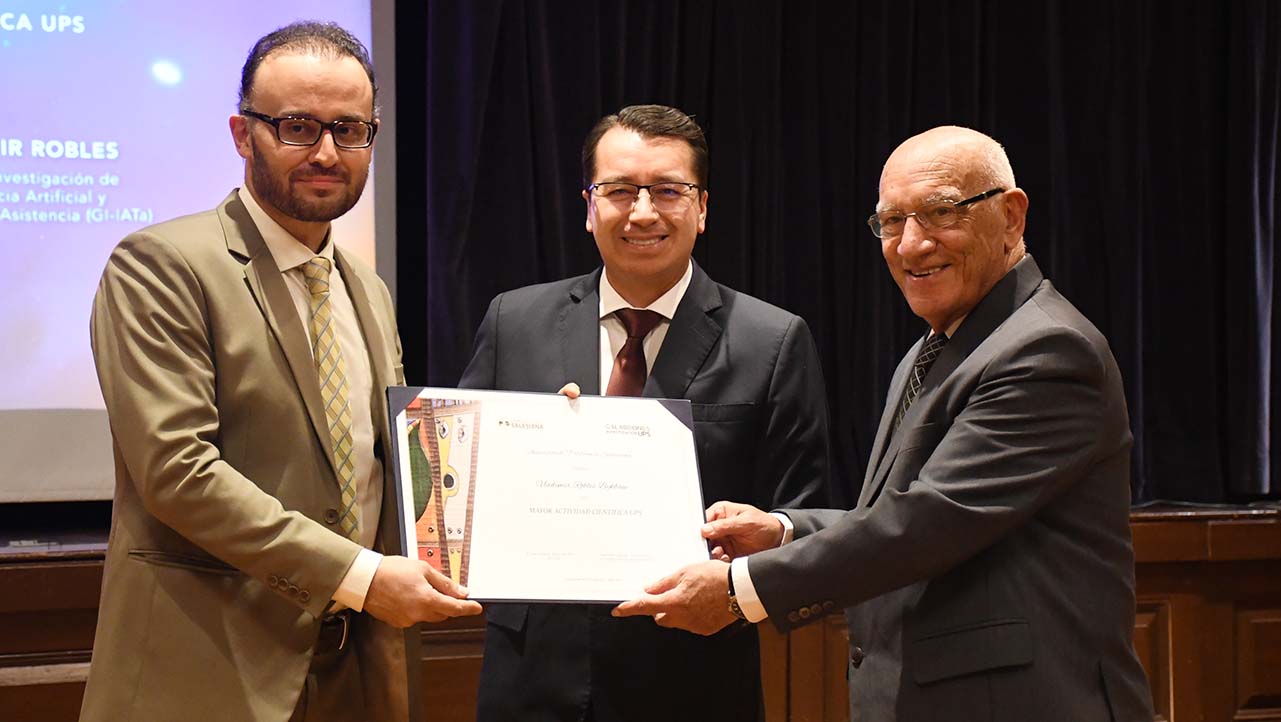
[748,256,1153,721]
[458,262,830,722]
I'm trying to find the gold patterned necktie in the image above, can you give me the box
[606,308,663,397]
[302,257,360,540]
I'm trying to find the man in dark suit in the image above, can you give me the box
[459,104,830,721]
[616,126,1155,721]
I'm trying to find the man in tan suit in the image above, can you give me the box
[82,21,480,722]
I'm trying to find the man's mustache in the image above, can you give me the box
[292,167,349,182]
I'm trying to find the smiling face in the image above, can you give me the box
[878,128,1028,333]
[583,127,708,307]
[230,52,375,250]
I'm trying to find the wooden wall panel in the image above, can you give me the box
[819,616,850,722]
[2,506,1278,722]
[1134,601,1171,721]
[420,656,482,722]
[419,619,485,722]
[0,681,86,722]
[1235,608,1281,721]
[758,622,789,721]
[784,619,826,722]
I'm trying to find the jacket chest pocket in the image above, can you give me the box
[691,402,758,424]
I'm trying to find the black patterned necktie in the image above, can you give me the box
[893,332,949,432]
[605,308,663,397]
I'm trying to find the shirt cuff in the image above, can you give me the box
[772,512,794,545]
[332,548,382,612]
[732,556,769,623]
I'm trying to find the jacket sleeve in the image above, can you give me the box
[458,294,502,390]
[751,325,1115,631]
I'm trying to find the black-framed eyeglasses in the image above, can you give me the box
[241,109,377,149]
[587,181,701,212]
[868,188,1006,239]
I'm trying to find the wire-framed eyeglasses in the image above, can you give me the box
[868,188,1006,239]
[587,182,701,212]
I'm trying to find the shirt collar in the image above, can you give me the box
[237,186,334,272]
[599,261,693,321]
[941,315,965,339]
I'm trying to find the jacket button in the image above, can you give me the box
[268,575,279,588]
[798,607,812,619]
[850,647,865,668]
[809,604,823,616]
[287,583,299,596]
[324,509,340,524]
[787,611,800,624]
[822,601,835,612]
[300,590,311,603]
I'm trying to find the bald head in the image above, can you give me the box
[880,126,1015,200]
[876,126,1029,333]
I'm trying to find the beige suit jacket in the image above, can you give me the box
[81,191,416,722]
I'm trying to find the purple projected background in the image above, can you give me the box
[0,1,375,411]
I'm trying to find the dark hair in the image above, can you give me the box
[582,104,709,188]
[238,21,377,113]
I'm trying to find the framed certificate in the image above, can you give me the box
[387,387,710,603]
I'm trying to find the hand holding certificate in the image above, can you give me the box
[609,500,784,634]
[610,559,739,635]
[388,387,711,603]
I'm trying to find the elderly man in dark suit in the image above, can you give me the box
[617,126,1155,722]
[459,104,830,722]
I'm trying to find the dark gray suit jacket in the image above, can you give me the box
[459,263,830,722]
[750,257,1153,722]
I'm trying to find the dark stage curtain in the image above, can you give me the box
[395,1,1281,505]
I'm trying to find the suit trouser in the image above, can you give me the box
[289,643,367,722]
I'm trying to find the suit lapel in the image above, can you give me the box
[561,271,603,395]
[220,192,339,479]
[336,248,402,553]
[645,263,723,399]
[858,336,922,508]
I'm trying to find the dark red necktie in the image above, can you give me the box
[605,308,663,397]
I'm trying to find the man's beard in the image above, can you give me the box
[249,137,367,223]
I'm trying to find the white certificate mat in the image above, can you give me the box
[387,387,709,603]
